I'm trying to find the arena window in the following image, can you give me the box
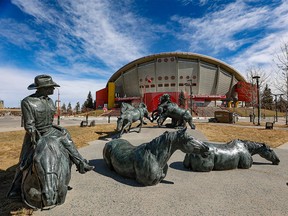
[158,76,162,80]
[164,76,169,80]
[158,84,163,87]
[164,84,169,87]
[179,83,184,86]
[171,83,176,87]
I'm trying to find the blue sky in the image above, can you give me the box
[0,0,287,108]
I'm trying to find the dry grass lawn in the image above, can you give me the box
[0,122,287,215]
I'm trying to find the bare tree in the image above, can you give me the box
[273,42,288,124]
[245,66,270,93]
[245,67,271,122]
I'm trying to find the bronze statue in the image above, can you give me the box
[151,94,195,129]
[116,102,150,137]
[183,139,280,172]
[7,75,94,209]
[103,128,209,186]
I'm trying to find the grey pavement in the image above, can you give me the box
[32,125,288,216]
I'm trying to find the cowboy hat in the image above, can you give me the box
[27,74,60,90]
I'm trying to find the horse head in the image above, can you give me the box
[258,144,280,165]
[176,128,209,156]
[160,94,171,104]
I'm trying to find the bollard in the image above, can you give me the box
[108,115,111,123]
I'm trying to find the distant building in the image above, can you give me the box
[96,52,252,111]
[0,100,4,109]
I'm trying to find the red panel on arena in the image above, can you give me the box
[235,81,257,102]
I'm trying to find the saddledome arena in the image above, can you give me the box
[96,52,250,112]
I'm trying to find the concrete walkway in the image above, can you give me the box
[33,126,288,216]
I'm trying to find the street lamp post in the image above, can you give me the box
[285,69,288,125]
[272,93,284,122]
[252,76,261,126]
[185,79,194,124]
[55,88,60,125]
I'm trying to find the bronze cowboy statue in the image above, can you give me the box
[7,75,94,209]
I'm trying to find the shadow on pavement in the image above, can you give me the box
[89,159,143,187]
[169,161,188,171]
[0,165,33,215]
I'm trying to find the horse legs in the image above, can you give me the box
[120,122,131,136]
[238,154,253,169]
[159,164,168,182]
[157,116,166,127]
[127,122,132,133]
[137,120,143,133]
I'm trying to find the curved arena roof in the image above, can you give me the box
[108,52,245,84]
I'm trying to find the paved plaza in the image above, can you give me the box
[1,115,287,215]
[32,125,287,216]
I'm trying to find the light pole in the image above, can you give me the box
[272,93,284,122]
[185,79,194,124]
[55,88,60,125]
[284,68,288,125]
[252,76,261,126]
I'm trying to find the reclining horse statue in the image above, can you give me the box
[116,102,150,137]
[183,139,280,172]
[21,136,72,209]
[103,128,209,186]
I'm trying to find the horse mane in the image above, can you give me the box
[240,139,268,155]
[144,131,175,153]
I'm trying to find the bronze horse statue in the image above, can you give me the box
[183,139,280,172]
[103,128,209,186]
[21,136,72,209]
[157,102,195,129]
[116,102,150,137]
[120,102,135,114]
[151,94,195,129]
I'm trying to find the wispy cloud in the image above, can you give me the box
[172,0,270,53]
[0,67,107,107]
[177,0,209,6]
[229,0,288,74]
[10,0,152,73]
[171,0,288,76]
[0,19,39,49]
